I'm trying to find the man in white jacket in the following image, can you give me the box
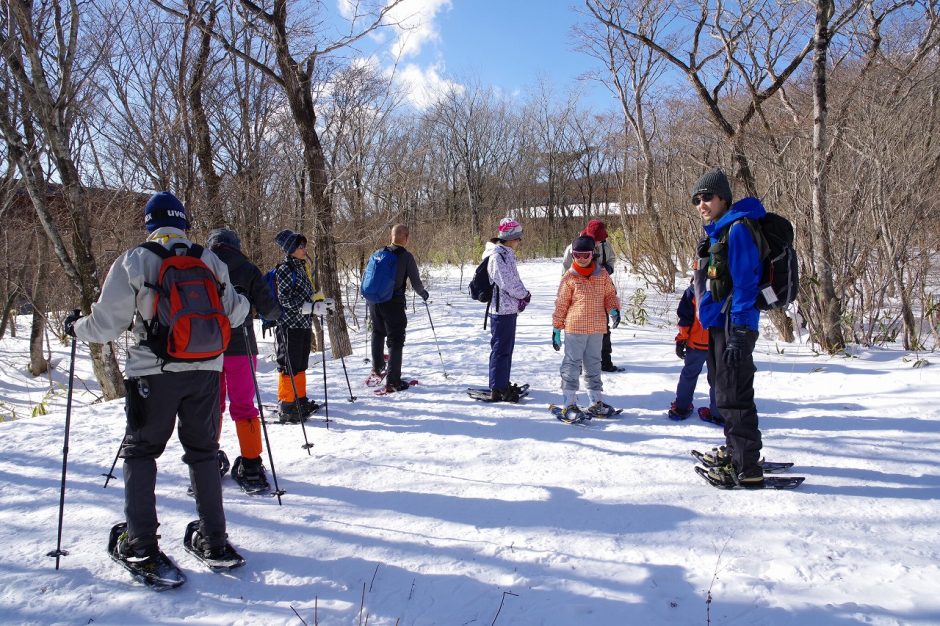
[65,192,249,565]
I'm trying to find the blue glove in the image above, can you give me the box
[609,308,621,330]
[724,325,755,366]
[552,328,562,351]
[63,309,82,338]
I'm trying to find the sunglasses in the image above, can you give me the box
[692,192,715,206]
[572,251,593,260]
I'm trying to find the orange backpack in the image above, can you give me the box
[140,242,231,363]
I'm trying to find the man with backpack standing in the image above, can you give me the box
[363,224,429,394]
[561,219,623,372]
[272,229,334,423]
[481,217,530,402]
[64,191,249,575]
[207,228,281,492]
[691,169,767,488]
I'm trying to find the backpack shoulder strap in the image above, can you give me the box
[187,243,204,258]
[737,218,770,260]
[138,241,171,259]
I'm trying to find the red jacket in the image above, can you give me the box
[675,285,709,350]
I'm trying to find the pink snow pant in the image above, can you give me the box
[219,355,259,423]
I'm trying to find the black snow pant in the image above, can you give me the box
[601,325,613,369]
[708,326,762,473]
[370,299,408,386]
[120,369,224,548]
[275,325,312,377]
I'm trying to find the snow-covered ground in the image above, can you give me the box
[1,259,938,625]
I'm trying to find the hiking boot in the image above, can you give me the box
[217,449,230,478]
[489,388,504,402]
[232,456,270,492]
[278,401,303,424]
[706,463,764,489]
[586,400,616,418]
[385,380,410,393]
[296,397,320,417]
[698,407,725,425]
[503,385,522,403]
[115,530,160,563]
[667,401,693,420]
[601,363,625,373]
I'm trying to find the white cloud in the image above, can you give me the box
[394,62,463,109]
[385,0,452,59]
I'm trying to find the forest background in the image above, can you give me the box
[1,0,938,402]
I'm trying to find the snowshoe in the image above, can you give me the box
[217,449,230,478]
[182,520,246,570]
[467,383,530,403]
[277,401,305,424]
[697,407,725,426]
[231,456,271,495]
[365,369,387,387]
[108,523,185,591]
[667,401,693,421]
[374,379,418,396]
[296,397,320,418]
[585,401,622,418]
[550,404,590,425]
[601,364,626,373]
[694,464,804,490]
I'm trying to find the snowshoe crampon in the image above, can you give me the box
[107,523,185,591]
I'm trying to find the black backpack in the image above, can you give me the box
[741,213,799,311]
[468,253,502,328]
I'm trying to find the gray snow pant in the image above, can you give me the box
[121,369,224,548]
[560,332,604,402]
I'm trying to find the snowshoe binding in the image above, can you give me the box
[231,456,271,495]
[108,523,185,591]
[182,520,246,570]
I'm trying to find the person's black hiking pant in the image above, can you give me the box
[121,369,224,548]
[708,326,762,473]
[370,300,407,385]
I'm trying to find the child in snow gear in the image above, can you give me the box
[552,235,621,419]
[271,229,334,422]
[69,191,249,576]
[482,217,531,402]
[207,228,281,492]
[670,279,723,424]
[562,219,622,372]
[367,224,429,394]
[692,168,765,488]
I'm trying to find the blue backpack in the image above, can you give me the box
[361,247,399,304]
[264,262,296,305]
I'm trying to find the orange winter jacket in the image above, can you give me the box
[675,285,709,350]
[552,264,621,334]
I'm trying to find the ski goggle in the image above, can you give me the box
[572,251,593,260]
[692,192,715,206]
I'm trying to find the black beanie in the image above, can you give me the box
[572,235,596,253]
[144,192,189,233]
[207,228,241,251]
[691,169,732,204]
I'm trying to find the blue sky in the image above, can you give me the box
[358,0,618,111]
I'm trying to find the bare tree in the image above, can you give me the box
[0,0,123,398]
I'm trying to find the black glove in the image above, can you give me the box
[724,325,754,366]
[675,340,687,360]
[261,319,277,338]
[421,290,430,302]
[63,310,82,338]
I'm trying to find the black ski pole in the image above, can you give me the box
[339,354,356,402]
[47,317,78,569]
[244,331,285,504]
[101,435,125,488]
[278,324,314,454]
[319,314,331,429]
[424,301,449,379]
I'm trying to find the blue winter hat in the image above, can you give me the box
[274,229,307,255]
[144,192,189,233]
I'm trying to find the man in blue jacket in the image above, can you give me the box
[692,169,766,488]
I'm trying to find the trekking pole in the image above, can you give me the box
[339,354,356,402]
[318,314,331,430]
[423,301,449,379]
[101,435,125,488]
[244,331,285,505]
[47,318,78,569]
[279,324,314,454]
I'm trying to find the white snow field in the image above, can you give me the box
[0,259,938,625]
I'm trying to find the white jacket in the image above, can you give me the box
[483,241,529,315]
[73,227,249,376]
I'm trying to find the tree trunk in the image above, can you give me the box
[28,233,48,376]
[809,0,846,352]
[189,5,223,225]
